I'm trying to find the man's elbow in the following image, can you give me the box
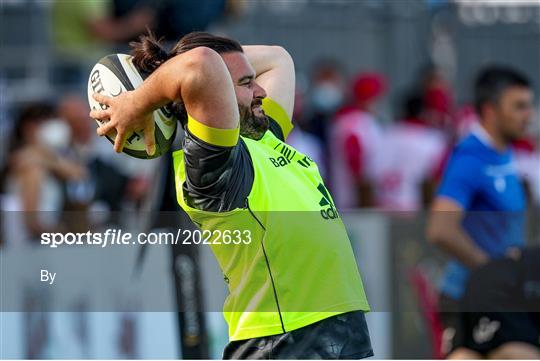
[180,47,232,93]
[272,45,291,57]
[269,46,294,68]
[185,47,224,73]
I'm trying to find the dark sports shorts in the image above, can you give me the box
[222,311,373,359]
[439,248,540,356]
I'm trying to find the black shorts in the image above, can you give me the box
[222,311,373,359]
[439,249,540,356]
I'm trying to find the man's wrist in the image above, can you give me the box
[137,62,177,112]
[505,247,522,261]
[132,86,162,115]
[471,251,489,269]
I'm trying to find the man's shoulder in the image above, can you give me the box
[445,145,485,180]
[455,133,481,150]
[450,134,485,161]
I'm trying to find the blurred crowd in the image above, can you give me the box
[0,0,236,248]
[1,0,539,249]
[0,95,161,247]
[289,60,540,212]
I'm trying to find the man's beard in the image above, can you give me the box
[239,99,269,140]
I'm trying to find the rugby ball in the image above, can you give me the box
[87,53,177,159]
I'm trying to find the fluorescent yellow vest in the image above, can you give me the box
[173,130,369,341]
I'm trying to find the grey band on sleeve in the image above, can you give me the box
[182,130,254,212]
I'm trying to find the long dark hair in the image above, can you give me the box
[130,31,243,125]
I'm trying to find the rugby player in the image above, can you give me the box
[426,66,534,359]
[90,32,372,359]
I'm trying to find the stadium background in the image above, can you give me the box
[1,0,539,359]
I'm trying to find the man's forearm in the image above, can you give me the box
[427,214,489,269]
[435,227,489,269]
[242,45,292,79]
[241,45,295,118]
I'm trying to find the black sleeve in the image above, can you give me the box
[182,130,254,212]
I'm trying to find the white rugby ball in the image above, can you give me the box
[87,53,177,159]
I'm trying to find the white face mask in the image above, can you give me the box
[37,119,72,150]
[311,83,344,113]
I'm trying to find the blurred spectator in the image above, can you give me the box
[287,87,327,179]
[52,0,153,56]
[418,64,456,133]
[110,0,228,50]
[2,102,86,245]
[329,72,387,209]
[454,104,478,139]
[146,0,226,42]
[57,96,97,215]
[58,95,153,212]
[51,0,154,87]
[304,59,347,147]
[59,96,95,155]
[52,0,109,60]
[374,93,447,211]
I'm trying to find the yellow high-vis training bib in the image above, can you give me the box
[173,120,369,341]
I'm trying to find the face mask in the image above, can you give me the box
[311,83,343,113]
[37,119,72,150]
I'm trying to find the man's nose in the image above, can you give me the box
[254,82,267,99]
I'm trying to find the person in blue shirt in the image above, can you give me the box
[426,66,535,359]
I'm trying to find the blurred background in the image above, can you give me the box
[0,0,539,359]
